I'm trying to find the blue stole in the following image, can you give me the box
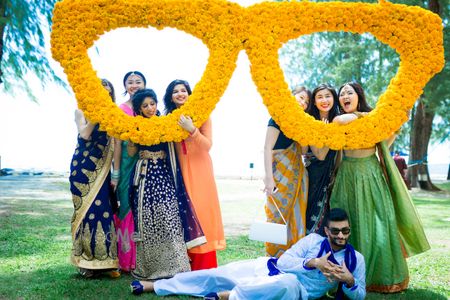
[267,238,357,300]
[317,239,357,300]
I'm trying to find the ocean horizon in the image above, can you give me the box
[1,163,448,181]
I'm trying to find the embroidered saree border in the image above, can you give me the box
[186,236,207,249]
[367,277,409,293]
[71,255,118,269]
[134,158,148,242]
[71,139,114,241]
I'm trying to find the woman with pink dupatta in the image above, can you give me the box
[112,71,147,272]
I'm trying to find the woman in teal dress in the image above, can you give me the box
[331,82,429,292]
[113,71,146,272]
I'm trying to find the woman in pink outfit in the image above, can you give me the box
[112,71,146,272]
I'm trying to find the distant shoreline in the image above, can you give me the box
[0,170,448,183]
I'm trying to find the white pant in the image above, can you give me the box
[154,257,304,300]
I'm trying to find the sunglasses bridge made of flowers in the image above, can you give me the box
[51,0,444,148]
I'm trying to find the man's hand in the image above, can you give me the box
[306,252,342,282]
[329,261,355,287]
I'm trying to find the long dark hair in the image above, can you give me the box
[306,84,339,122]
[122,71,147,96]
[101,78,115,102]
[131,88,158,117]
[338,82,372,113]
[163,79,192,115]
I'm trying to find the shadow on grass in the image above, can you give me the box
[435,182,450,191]
[0,204,71,259]
[0,264,194,299]
[0,264,447,300]
[365,289,448,300]
[413,198,450,207]
[219,235,266,265]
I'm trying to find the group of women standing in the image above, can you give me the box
[68,72,430,294]
[69,72,225,283]
[263,82,430,293]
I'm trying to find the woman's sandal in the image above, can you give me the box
[204,292,219,300]
[109,269,121,278]
[78,268,95,278]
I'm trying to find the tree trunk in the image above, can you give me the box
[428,0,441,15]
[408,99,440,191]
[0,0,6,84]
[406,0,443,191]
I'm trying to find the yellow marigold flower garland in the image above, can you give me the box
[51,0,444,149]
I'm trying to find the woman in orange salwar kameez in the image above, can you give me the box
[163,79,226,270]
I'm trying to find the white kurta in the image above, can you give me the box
[154,234,366,300]
[155,257,301,299]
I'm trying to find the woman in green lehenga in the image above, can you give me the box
[331,82,429,293]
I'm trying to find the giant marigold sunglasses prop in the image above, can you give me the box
[51,0,444,149]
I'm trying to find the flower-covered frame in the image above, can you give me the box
[51,0,444,148]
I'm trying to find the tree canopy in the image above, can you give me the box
[279,0,449,147]
[0,0,66,101]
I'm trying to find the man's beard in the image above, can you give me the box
[329,236,348,250]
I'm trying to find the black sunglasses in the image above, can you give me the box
[328,227,351,235]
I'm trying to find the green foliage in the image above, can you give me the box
[278,0,449,144]
[422,1,449,143]
[0,0,66,101]
[280,31,399,107]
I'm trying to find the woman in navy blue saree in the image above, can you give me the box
[304,84,340,235]
[69,79,119,277]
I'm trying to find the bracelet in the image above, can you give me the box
[111,170,120,180]
[189,128,197,136]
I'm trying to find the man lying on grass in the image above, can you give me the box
[130,208,366,300]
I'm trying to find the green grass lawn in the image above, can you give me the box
[0,177,449,299]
